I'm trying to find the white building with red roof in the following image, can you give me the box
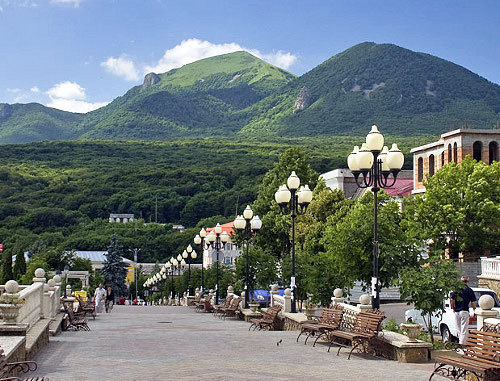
[204,221,241,268]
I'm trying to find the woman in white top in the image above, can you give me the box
[94,283,106,313]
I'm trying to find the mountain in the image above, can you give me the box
[0,103,83,144]
[241,42,500,136]
[1,43,499,144]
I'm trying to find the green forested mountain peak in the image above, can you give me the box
[1,43,499,143]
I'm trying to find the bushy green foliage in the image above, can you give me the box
[12,246,26,281]
[0,248,13,283]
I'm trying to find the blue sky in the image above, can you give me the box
[0,0,499,113]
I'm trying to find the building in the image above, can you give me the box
[204,222,241,268]
[109,213,135,223]
[411,128,500,194]
[320,169,413,200]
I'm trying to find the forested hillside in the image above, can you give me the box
[0,136,428,262]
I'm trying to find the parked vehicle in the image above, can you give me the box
[405,287,500,342]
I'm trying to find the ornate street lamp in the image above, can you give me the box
[347,125,404,309]
[274,172,313,313]
[193,228,207,293]
[234,205,262,309]
[183,245,197,296]
[205,223,229,304]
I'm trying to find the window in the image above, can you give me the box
[224,257,232,264]
[489,141,499,164]
[429,154,435,177]
[473,141,482,161]
[417,157,423,182]
[448,144,452,163]
[441,151,445,167]
[453,143,458,163]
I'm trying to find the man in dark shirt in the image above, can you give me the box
[450,275,477,344]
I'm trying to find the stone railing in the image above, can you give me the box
[479,256,500,280]
[270,288,292,313]
[0,268,62,328]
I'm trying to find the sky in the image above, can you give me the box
[0,0,499,113]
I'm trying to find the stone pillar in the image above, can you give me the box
[53,274,61,313]
[476,294,499,331]
[357,294,372,312]
[284,288,292,313]
[33,268,46,318]
[66,285,72,298]
[240,291,245,309]
[331,288,344,306]
[227,285,234,297]
[208,289,214,305]
[270,284,278,307]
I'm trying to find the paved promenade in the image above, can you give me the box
[33,306,434,380]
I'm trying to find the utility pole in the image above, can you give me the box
[133,248,140,299]
[155,195,158,223]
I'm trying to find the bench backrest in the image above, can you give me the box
[465,330,500,363]
[223,295,233,307]
[352,310,385,335]
[204,295,213,311]
[264,305,282,321]
[63,303,76,321]
[227,297,241,311]
[320,307,344,326]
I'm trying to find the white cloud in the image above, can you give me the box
[50,0,80,7]
[47,98,108,113]
[101,56,140,82]
[0,0,37,9]
[7,88,22,93]
[144,38,297,74]
[30,86,40,93]
[46,81,86,100]
[46,81,108,113]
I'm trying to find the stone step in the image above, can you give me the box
[49,313,64,336]
[25,318,50,360]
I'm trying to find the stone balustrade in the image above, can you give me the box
[480,256,500,280]
[0,268,62,328]
[271,288,292,312]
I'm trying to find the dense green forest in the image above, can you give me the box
[0,136,427,264]
[1,43,499,144]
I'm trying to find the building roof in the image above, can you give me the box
[73,251,134,264]
[206,221,235,235]
[383,178,414,197]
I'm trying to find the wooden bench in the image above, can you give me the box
[296,305,344,345]
[189,294,202,308]
[219,297,241,320]
[76,296,96,320]
[327,309,385,359]
[63,303,90,331]
[248,305,282,331]
[0,346,48,381]
[213,295,233,318]
[430,330,500,381]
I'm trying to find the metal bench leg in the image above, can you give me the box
[347,342,361,360]
[296,329,305,342]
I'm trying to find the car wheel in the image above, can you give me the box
[441,325,452,343]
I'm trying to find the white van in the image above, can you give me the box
[404,288,500,342]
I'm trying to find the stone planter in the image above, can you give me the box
[304,307,317,320]
[400,323,422,342]
[0,304,21,325]
[248,302,259,312]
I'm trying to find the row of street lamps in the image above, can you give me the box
[143,125,404,311]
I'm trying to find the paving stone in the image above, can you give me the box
[32,306,435,380]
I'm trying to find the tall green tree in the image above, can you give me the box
[102,235,128,296]
[407,157,500,257]
[252,147,319,260]
[12,247,26,282]
[322,191,420,292]
[399,260,461,343]
[0,248,14,284]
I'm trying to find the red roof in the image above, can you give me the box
[206,221,235,235]
[384,178,414,197]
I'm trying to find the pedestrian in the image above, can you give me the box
[450,275,477,345]
[94,283,106,313]
[105,285,115,313]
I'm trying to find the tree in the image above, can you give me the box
[408,157,500,257]
[0,248,13,284]
[252,147,319,260]
[12,246,26,281]
[322,191,420,292]
[102,235,128,297]
[399,260,462,343]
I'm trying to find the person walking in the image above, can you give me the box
[94,283,106,314]
[450,275,477,345]
[105,285,115,313]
